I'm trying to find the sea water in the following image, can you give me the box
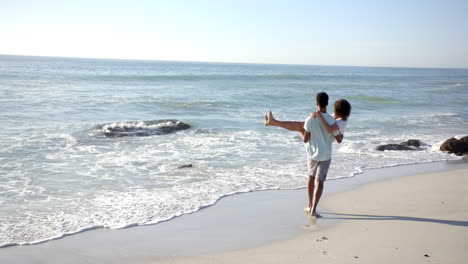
[0,55,467,247]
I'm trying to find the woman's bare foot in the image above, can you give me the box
[264,110,276,126]
[304,206,311,212]
[264,114,270,126]
[268,110,275,123]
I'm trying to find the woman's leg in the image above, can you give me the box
[264,110,305,133]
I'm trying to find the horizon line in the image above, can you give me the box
[1,53,467,71]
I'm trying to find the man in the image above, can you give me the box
[302,92,339,217]
[264,92,340,217]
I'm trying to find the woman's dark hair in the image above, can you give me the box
[316,92,329,108]
[334,99,352,121]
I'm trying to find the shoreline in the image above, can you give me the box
[1,159,467,263]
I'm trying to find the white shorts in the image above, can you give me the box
[307,156,331,182]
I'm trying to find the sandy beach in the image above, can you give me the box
[158,167,468,264]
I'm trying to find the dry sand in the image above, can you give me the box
[159,169,468,264]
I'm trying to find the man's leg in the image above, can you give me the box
[264,110,304,133]
[311,179,324,217]
[305,156,318,212]
[306,176,315,212]
[310,160,331,217]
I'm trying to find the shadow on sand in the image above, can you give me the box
[321,212,468,227]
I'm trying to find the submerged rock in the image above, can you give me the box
[377,139,423,151]
[440,137,468,156]
[401,139,422,148]
[178,164,193,169]
[93,120,191,137]
[376,144,411,151]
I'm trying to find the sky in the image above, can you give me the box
[1,0,467,68]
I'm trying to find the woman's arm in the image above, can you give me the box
[313,111,340,134]
[312,111,343,143]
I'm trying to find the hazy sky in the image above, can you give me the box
[1,0,467,68]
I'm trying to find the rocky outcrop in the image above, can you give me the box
[377,144,411,151]
[440,137,468,156]
[401,139,421,148]
[377,139,423,151]
[93,120,190,137]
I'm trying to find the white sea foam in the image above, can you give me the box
[430,112,459,117]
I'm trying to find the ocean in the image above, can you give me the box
[0,55,467,247]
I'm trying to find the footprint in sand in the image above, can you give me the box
[316,236,329,242]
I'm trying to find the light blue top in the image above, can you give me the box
[304,112,339,161]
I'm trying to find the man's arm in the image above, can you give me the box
[302,131,310,143]
[302,117,311,143]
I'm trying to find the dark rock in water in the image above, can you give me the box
[178,164,193,169]
[377,144,411,151]
[401,139,422,148]
[376,139,423,151]
[94,120,190,138]
[440,136,468,156]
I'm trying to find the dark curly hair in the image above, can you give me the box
[334,99,351,121]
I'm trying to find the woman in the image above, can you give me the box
[264,99,351,143]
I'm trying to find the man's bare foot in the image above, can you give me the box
[311,211,322,218]
[304,206,311,212]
